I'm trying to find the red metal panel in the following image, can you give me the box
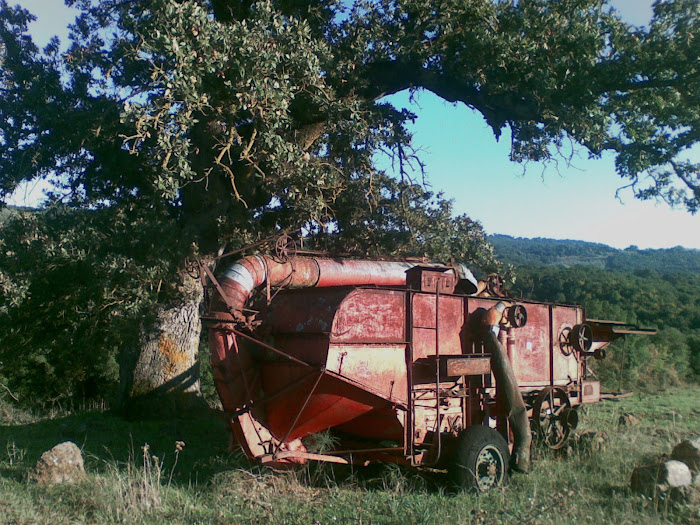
[331,289,405,343]
[445,356,491,376]
[327,344,408,404]
[261,288,349,334]
[333,407,404,441]
[552,305,582,384]
[261,363,391,441]
[411,293,463,359]
[506,303,551,385]
[581,380,601,403]
[263,335,330,367]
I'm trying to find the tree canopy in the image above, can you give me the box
[1,0,699,406]
[2,0,700,241]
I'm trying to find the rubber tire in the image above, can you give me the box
[449,425,510,493]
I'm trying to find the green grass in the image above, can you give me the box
[1,386,699,524]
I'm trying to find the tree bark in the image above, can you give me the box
[118,270,207,419]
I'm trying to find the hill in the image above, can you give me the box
[0,205,33,225]
[489,234,700,388]
[489,234,700,274]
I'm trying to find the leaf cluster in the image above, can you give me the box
[0,206,189,406]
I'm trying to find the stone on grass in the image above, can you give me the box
[31,441,85,484]
[619,413,640,426]
[672,437,700,472]
[631,460,692,500]
[577,430,608,454]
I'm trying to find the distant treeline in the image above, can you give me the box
[492,235,700,389]
[490,234,700,274]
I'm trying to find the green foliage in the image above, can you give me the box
[0,206,190,406]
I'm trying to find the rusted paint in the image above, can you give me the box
[445,356,491,376]
[204,254,634,469]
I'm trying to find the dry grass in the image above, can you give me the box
[0,386,698,524]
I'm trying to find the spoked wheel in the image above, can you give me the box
[449,425,510,493]
[485,274,505,297]
[570,324,593,354]
[273,234,297,262]
[531,386,573,450]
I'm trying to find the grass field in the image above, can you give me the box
[1,386,698,524]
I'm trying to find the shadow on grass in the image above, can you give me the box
[0,408,247,486]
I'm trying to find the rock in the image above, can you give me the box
[619,413,640,426]
[31,441,85,484]
[631,460,692,499]
[664,460,694,487]
[671,437,700,472]
[577,430,608,454]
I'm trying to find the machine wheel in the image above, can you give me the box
[508,304,528,328]
[449,425,510,493]
[273,234,297,262]
[532,386,572,449]
[485,274,505,296]
[558,326,573,356]
[571,324,593,354]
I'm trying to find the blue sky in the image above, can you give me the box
[9,0,700,250]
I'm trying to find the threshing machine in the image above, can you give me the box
[200,237,651,491]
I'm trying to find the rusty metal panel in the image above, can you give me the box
[411,293,463,359]
[326,344,408,404]
[418,270,456,293]
[507,303,551,385]
[552,305,582,384]
[331,289,405,343]
[581,380,601,403]
[262,288,349,334]
[445,356,491,376]
[260,364,384,441]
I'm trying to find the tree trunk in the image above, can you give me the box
[118,270,207,419]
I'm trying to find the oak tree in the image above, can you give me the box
[1,0,698,410]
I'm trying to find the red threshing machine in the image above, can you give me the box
[200,237,653,491]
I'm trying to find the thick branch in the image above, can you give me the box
[670,160,700,196]
[357,59,542,133]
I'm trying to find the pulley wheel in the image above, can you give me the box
[571,324,593,354]
[558,327,573,356]
[508,305,528,328]
[273,234,297,262]
[485,274,505,296]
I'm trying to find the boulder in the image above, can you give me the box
[576,430,608,454]
[631,460,692,500]
[31,441,85,484]
[619,413,640,426]
[672,438,700,472]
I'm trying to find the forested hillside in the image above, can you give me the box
[0,205,30,225]
[493,235,700,389]
[490,234,700,273]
